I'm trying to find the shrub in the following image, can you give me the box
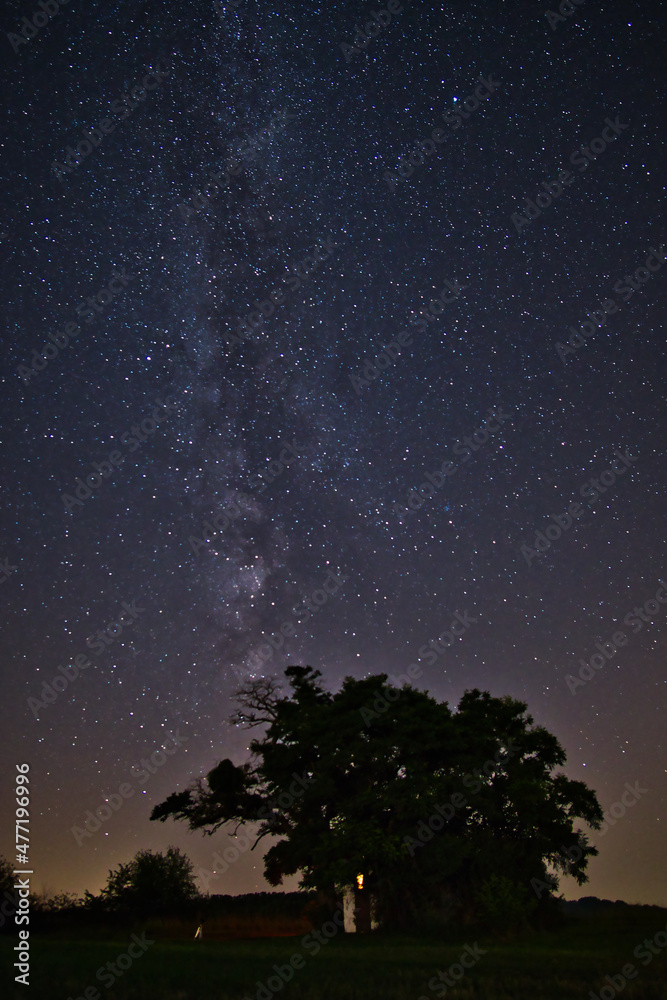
[475,874,537,933]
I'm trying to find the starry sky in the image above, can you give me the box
[1,0,665,907]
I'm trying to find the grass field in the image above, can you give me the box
[3,906,666,999]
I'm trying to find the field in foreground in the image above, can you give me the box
[3,906,667,1000]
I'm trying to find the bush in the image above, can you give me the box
[474,874,537,934]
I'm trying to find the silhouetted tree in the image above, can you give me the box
[97,846,199,916]
[152,667,603,926]
[0,855,13,899]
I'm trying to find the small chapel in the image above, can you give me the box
[341,875,380,933]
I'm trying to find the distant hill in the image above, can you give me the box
[560,896,665,914]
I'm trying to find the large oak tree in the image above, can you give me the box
[151,666,603,925]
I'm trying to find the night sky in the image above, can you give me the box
[1,0,665,907]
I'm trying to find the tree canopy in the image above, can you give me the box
[151,667,603,925]
[95,846,199,915]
